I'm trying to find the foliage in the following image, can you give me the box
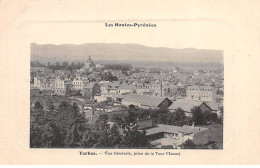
[191,107,205,125]
[191,106,220,125]
[110,114,123,125]
[161,145,174,149]
[104,64,132,71]
[47,61,84,71]
[121,125,150,148]
[181,139,197,149]
[32,100,220,149]
[31,61,46,67]
[30,101,88,148]
[100,72,118,81]
[34,101,43,110]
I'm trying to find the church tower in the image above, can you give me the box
[84,55,95,69]
[80,55,95,72]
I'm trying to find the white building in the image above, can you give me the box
[186,85,217,102]
[54,76,65,95]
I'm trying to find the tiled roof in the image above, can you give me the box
[100,93,125,98]
[146,124,208,136]
[168,99,204,112]
[204,102,220,111]
[122,94,169,107]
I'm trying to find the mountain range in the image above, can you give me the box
[31,43,223,69]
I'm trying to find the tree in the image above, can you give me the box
[41,121,65,147]
[175,108,186,121]
[46,101,54,112]
[181,139,197,149]
[80,131,97,148]
[64,102,88,147]
[123,107,137,125]
[91,114,111,148]
[191,106,204,125]
[101,72,118,81]
[203,110,211,124]
[157,113,168,124]
[109,125,122,147]
[30,106,48,147]
[34,101,43,110]
[122,125,150,148]
[210,113,219,123]
[110,114,123,125]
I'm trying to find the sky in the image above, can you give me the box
[23,21,228,50]
[13,0,230,52]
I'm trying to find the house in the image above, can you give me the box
[145,124,209,146]
[72,78,84,90]
[53,76,66,95]
[118,84,136,95]
[94,93,124,102]
[94,95,108,102]
[136,117,153,130]
[171,67,178,73]
[204,101,222,117]
[186,85,217,102]
[135,81,163,97]
[112,70,126,79]
[168,99,212,117]
[82,83,100,98]
[121,93,172,109]
[100,81,121,94]
[135,88,151,95]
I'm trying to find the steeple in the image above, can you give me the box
[87,55,92,63]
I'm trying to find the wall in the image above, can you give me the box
[158,99,172,109]
[200,103,212,113]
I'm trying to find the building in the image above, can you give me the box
[168,99,212,117]
[53,76,65,95]
[136,82,162,97]
[136,117,153,130]
[118,84,136,95]
[204,101,222,117]
[72,78,89,90]
[80,55,95,72]
[72,78,84,90]
[146,124,209,147]
[186,85,217,101]
[94,93,124,102]
[112,70,126,80]
[100,82,120,94]
[33,76,44,90]
[81,83,100,98]
[121,93,172,109]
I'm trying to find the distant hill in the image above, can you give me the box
[31,43,223,69]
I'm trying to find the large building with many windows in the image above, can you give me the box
[186,85,217,102]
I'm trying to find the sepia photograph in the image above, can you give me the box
[2,0,260,165]
[30,43,224,149]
